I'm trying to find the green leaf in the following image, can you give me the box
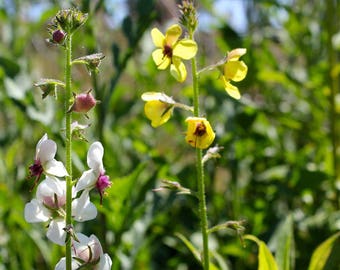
[175,232,201,263]
[175,232,219,270]
[269,214,294,270]
[308,232,340,270]
[245,234,279,270]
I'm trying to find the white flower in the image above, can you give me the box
[24,176,97,245]
[24,177,67,245]
[75,142,111,204]
[55,233,112,270]
[29,134,68,186]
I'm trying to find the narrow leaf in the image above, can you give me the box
[245,234,279,270]
[308,232,340,270]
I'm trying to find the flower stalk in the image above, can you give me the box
[64,26,73,270]
[189,29,210,270]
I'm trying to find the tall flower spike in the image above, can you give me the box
[220,48,248,99]
[185,117,215,149]
[29,134,68,188]
[74,142,111,204]
[151,24,197,82]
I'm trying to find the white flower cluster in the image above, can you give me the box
[25,134,112,269]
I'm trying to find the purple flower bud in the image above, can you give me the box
[70,91,97,114]
[52,29,66,44]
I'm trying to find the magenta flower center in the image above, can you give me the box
[96,173,111,204]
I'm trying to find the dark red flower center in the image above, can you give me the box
[163,44,173,58]
[28,159,44,191]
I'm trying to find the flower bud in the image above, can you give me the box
[68,90,97,114]
[52,29,66,44]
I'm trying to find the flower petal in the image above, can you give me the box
[144,100,173,127]
[221,77,241,99]
[72,190,97,222]
[141,92,175,104]
[75,169,97,193]
[185,117,215,149]
[55,257,81,270]
[36,134,48,159]
[227,48,247,61]
[170,59,187,82]
[36,177,65,201]
[152,49,170,70]
[97,254,113,270]
[46,218,66,246]
[44,159,68,177]
[165,24,182,46]
[87,142,104,171]
[223,60,248,82]
[24,199,50,222]
[38,139,57,163]
[151,28,165,47]
[173,39,197,60]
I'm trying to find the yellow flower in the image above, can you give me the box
[221,48,248,100]
[151,24,197,82]
[141,92,175,127]
[185,117,215,149]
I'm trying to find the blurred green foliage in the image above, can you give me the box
[0,0,340,269]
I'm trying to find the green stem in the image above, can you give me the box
[65,32,73,270]
[190,37,210,269]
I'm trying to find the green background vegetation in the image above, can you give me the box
[0,0,339,269]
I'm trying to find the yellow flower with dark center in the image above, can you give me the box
[185,117,215,149]
[141,92,175,127]
[221,48,248,99]
[151,24,197,82]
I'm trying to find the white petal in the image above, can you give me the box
[36,177,65,201]
[44,159,68,177]
[24,199,50,222]
[73,233,92,262]
[72,190,97,222]
[36,134,48,159]
[47,219,67,246]
[87,142,104,170]
[96,254,112,270]
[74,169,97,193]
[55,257,81,270]
[38,139,57,163]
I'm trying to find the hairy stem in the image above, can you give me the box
[190,35,210,270]
[65,32,73,270]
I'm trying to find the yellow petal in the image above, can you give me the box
[170,58,187,82]
[144,100,173,127]
[185,117,215,149]
[223,60,248,82]
[141,92,175,104]
[227,48,247,61]
[173,39,198,60]
[152,49,170,70]
[221,77,241,99]
[165,24,182,46]
[151,28,165,47]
